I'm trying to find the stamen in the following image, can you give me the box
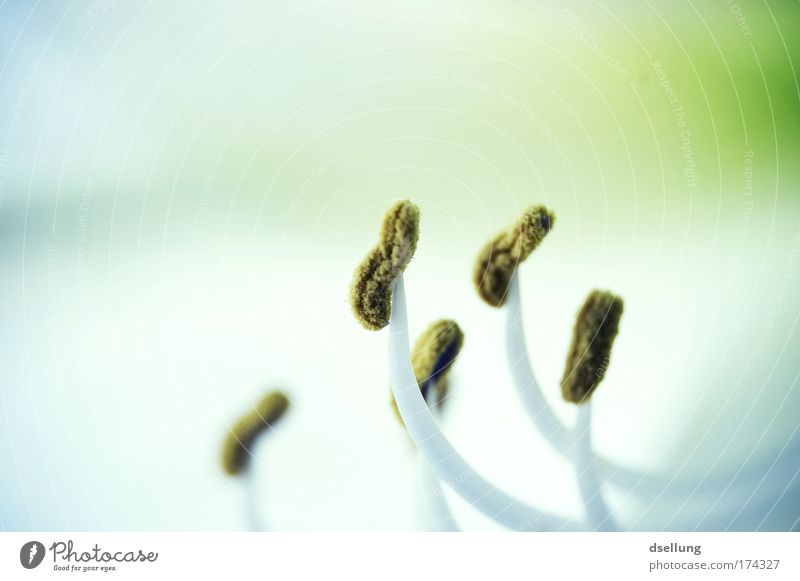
[392,319,464,422]
[389,275,580,531]
[221,390,290,476]
[561,290,624,404]
[350,200,420,330]
[474,205,556,307]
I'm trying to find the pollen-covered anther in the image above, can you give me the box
[221,390,290,476]
[560,291,624,404]
[392,319,464,423]
[473,205,556,307]
[350,200,420,330]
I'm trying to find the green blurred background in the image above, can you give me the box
[0,0,798,530]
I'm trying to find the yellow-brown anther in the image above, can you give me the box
[392,319,464,422]
[474,205,555,307]
[561,291,623,404]
[351,200,420,330]
[221,391,290,476]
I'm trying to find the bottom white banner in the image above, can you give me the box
[1,533,797,580]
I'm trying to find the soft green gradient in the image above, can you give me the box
[0,0,798,530]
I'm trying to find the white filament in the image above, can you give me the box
[389,275,580,531]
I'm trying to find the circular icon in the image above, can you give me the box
[20,541,46,569]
